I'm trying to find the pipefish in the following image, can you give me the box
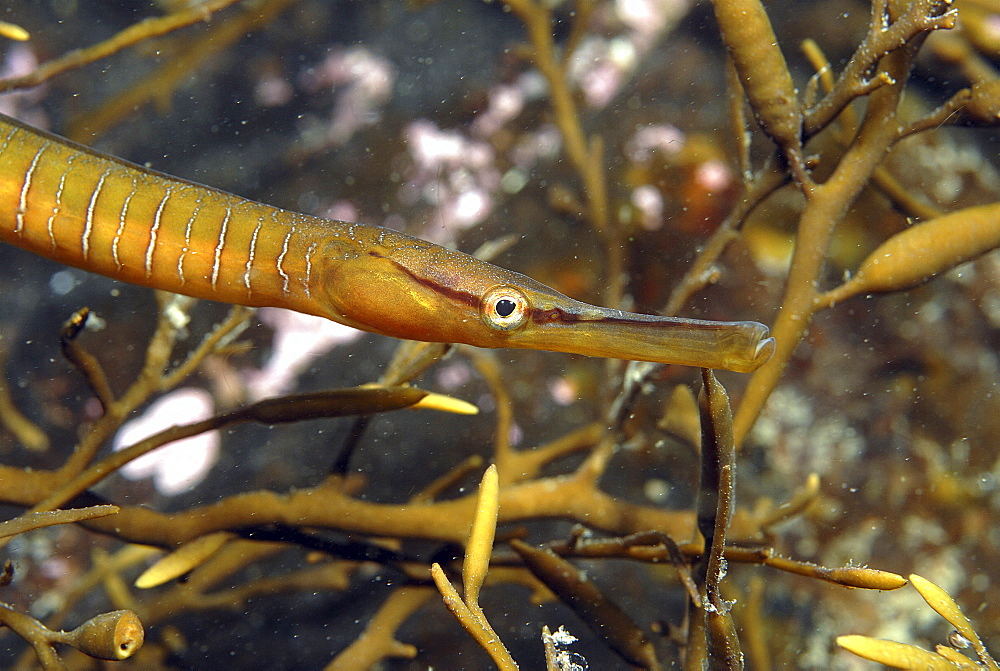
[0,113,774,372]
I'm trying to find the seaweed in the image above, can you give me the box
[0,0,998,667]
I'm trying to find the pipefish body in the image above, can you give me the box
[0,113,774,373]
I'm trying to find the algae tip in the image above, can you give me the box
[0,21,30,42]
[414,392,480,415]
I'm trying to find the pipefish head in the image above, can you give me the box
[317,233,774,373]
[315,232,525,343]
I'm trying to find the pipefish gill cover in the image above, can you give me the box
[0,0,998,668]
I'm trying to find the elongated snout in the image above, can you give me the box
[505,297,775,372]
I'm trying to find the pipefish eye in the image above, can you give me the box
[481,286,530,331]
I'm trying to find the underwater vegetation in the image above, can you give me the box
[0,0,997,667]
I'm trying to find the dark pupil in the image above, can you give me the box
[495,298,517,318]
